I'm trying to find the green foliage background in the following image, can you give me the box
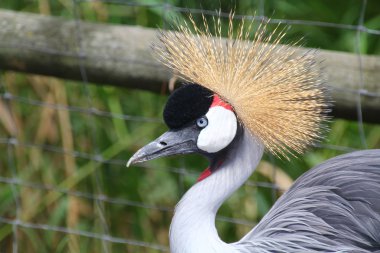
[0,0,379,252]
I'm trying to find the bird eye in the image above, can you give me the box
[196,117,208,128]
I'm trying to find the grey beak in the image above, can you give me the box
[127,125,199,167]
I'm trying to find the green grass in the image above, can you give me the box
[0,0,380,252]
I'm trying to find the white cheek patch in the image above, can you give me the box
[197,106,237,153]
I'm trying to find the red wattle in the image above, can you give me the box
[210,95,233,111]
[197,167,212,182]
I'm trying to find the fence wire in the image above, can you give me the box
[0,0,379,252]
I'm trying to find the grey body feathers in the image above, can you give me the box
[236,150,380,253]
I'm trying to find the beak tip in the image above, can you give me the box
[126,156,135,167]
[127,149,144,167]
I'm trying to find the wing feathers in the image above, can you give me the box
[239,150,380,252]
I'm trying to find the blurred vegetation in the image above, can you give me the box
[0,0,379,252]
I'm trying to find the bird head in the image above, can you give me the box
[128,12,329,167]
[127,83,239,167]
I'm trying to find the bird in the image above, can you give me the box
[127,12,380,253]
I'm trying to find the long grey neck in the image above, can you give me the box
[169,129,264,253]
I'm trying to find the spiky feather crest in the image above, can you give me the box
[153,12,329,158]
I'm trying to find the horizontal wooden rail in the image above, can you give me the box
[0,10,379,123]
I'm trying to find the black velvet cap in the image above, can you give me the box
[163,84,214,129]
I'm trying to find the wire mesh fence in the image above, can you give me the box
[0,0,379,252]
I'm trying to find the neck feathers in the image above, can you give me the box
[170,129,264,253]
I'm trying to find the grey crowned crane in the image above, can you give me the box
[127,13,380,253]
